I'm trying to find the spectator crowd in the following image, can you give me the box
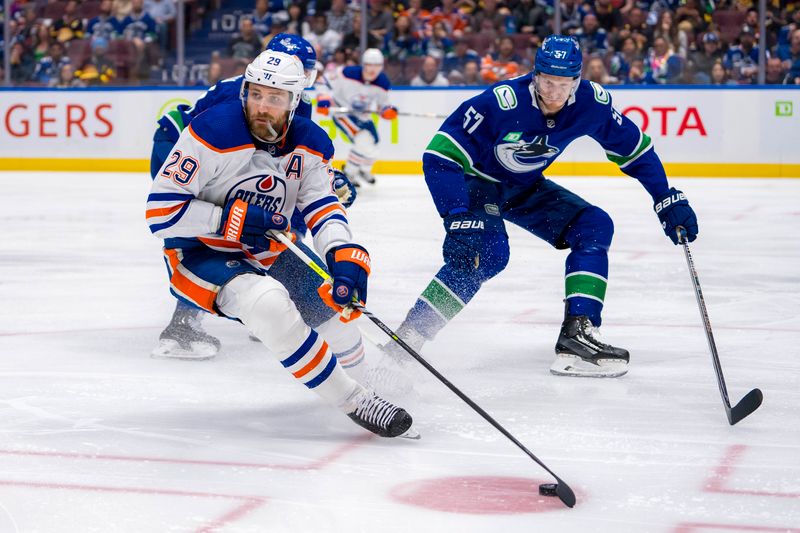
[2,0,799,87]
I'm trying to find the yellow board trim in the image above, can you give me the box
[1,158,800,178]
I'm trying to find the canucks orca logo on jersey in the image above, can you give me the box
[225,174,287,212]
[494,135,560,173]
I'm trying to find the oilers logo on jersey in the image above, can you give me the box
[226,174,288,212]
[494,135,560,173]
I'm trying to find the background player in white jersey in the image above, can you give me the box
[380,35,699,379]
[150,33,357,361]
[316,48,398,186]
[146,51,414,438]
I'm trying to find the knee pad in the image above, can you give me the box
[564,206,614,252]
[476,231,510,280]
[218,274,308,355]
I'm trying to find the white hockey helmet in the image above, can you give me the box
[361,48,384,66]
[241,50,307,137]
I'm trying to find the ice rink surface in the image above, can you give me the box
[1,172,798,533]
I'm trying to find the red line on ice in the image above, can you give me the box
[674,523,800,533]
[0,478,266,532]
[704,444,800,499]
[0,433,372,471]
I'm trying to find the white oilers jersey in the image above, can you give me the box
[328,65,391,119]
[146,100,349,270]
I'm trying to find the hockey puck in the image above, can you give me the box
[538,483,558,497]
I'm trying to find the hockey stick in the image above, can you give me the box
[677,227,763,425]
[270,230,577,508]
[325,106,449,120]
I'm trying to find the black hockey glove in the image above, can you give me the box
[654,188,698,245]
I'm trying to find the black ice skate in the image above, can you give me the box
[151,306,220,360]
[347,390,418,439]
[550,315,629,378]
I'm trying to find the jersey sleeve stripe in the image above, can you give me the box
[606,132,653,168]
[295,144,329,163]
[307,203,346,229]
[188,123,255,153]
[301,196,338,217]
[148,192,194,202]
[309,213,348,237]
[146,201,187,218]
[427,132,472,170]
[147,200,191,233]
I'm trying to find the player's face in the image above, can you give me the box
[362,64,383,82]
[535,73,576,107]
[246,84,293,141]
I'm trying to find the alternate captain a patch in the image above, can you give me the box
[494,135,560,173]
[285,153,304,180]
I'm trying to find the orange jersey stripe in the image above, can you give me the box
[188,124,255,154]
[171,268,217,312]
[146,201,187,219]
[336,116,359,136]
[296,145,329,163]
[307,203,346,229]
[293,342,329,379]
[164,248,181,270]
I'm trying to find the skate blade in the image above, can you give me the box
[398,427,421,440]
[151,339,217,361]
[549,354,628,378]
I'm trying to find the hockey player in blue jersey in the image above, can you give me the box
[146,50,414,438]
[383,35,699,378]
[150,33,357,359]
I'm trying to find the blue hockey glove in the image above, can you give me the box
[323,243,371,308]
[219,198,291,251]
[654,188,698,245]
[443,208,485,270]
[332,168,357,208]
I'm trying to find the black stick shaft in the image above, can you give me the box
[269,231,576,507]
[679,236,733,408]
[677,227,762,425]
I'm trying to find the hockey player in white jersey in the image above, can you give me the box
[316,48,398,186]
[146,50,414,438]
[150,34,357,361]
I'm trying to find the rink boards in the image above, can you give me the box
[0,85,798,177]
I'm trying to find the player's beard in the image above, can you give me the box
[247,109,289,142]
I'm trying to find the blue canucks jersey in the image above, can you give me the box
[156,75,314,142]
[424,75,670,216]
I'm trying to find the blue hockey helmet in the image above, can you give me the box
[534,35,582,78]
[266,33,317,86]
